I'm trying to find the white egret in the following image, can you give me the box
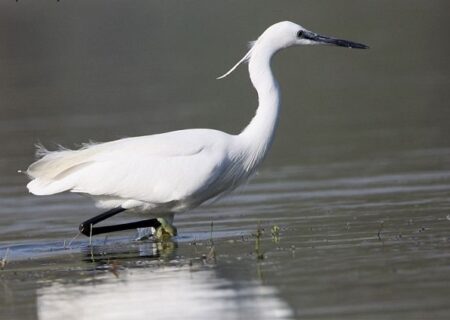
[26,21,368,239]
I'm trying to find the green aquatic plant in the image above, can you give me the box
[0,248,10,270]
[206,221,216,263]
[377,220,384,241]
[271,225,280,243]
[254,222,264,260]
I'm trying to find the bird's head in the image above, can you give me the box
[217,21,368,79]
[260,21,369,50]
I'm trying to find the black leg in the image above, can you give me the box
[79,207,162,237]
[79,207,126,232]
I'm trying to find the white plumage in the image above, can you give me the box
[26,21,367,222]
[28,129,254,213]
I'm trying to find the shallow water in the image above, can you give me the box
[1,1,450,319]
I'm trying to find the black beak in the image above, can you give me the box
[303,31,369,49]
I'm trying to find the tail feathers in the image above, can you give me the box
[27,178,73,195]
[26,144,95,195]
[34,142,53,158]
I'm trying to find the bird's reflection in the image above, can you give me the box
[80,238,178,267]
[38,232,293,319]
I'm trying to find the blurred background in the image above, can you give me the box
[0,1,450,319]
[1,0,449,168]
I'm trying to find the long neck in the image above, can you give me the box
[238,44,280,170]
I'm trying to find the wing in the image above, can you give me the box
[27,129,232,204]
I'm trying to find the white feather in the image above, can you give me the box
[216,41,256,80]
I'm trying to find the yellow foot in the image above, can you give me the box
[155,218,178,241]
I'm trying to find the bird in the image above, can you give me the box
[25,21,368,240]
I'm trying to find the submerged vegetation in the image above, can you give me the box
[0,248,9,270]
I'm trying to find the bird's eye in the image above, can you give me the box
[297,30,304,38]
